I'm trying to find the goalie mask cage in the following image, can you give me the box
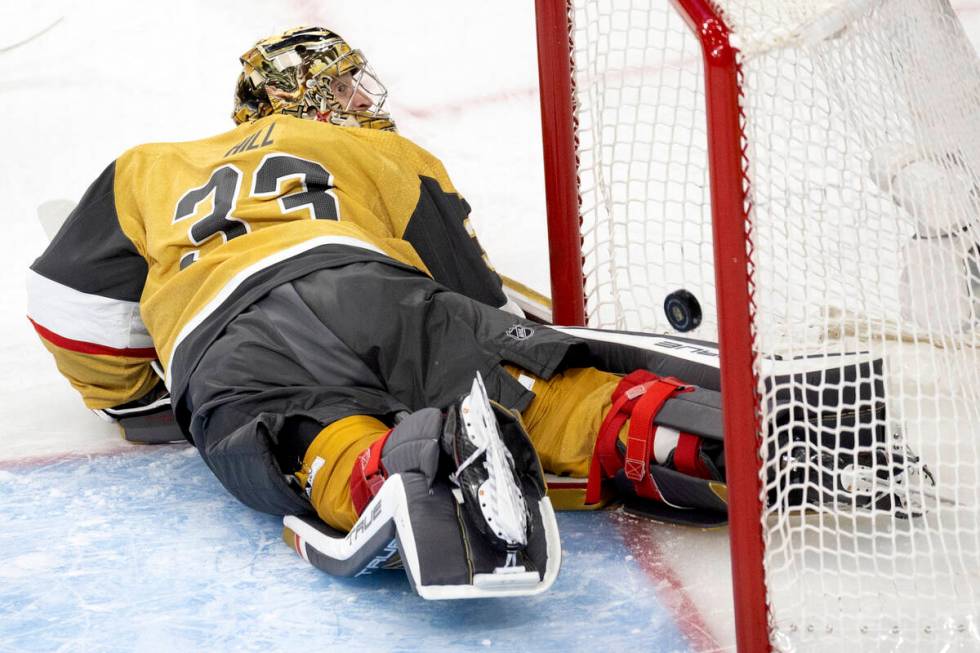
[535,0,980,651]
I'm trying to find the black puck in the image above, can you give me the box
[664,289,702,332]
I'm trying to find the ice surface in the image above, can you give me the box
[1,446,707,652]
[3,0,979,651]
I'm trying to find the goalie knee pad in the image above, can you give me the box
[284,373,561,599]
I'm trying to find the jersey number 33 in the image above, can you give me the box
[173,154,338,269]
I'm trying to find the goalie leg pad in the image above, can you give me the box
[615,467,729,528]
[586,370,729,527]
[284,470,560,598]
[286,376,561,598]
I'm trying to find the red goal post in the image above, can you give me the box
[535,1,767,650]
[535,0,980,651]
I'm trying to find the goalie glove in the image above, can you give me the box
[93,380,184,444]
[283,372,561,599]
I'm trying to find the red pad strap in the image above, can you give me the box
[634,469,664,503]
[612,370,659,401]
[673,433,711,480]
[624,379,688,502]
[349,429,393,516]
[585,392,634,504]
[585,371,660,504]
[584,371,685,505]
[585,370,688,504]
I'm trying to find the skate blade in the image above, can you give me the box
[473,566,541,591]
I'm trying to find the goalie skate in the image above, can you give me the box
[446,372,529,563]
[785,440,936,519]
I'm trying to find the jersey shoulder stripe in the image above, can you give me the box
[26,268,153,352]
[28,318,156,358]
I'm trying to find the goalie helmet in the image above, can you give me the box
[233,26,396,131]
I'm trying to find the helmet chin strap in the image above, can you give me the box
[314,109,397,132]
[315,111,358,127]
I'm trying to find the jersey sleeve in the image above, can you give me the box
[401,152,509,309]
[26,161,159,409]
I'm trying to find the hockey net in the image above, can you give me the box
[536,0,980,650]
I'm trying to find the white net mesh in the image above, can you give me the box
[565,0,980,650]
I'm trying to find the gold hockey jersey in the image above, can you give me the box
[28,115,508,409]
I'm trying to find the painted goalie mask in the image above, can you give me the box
[233,26,396,131]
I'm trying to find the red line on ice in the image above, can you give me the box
[616,515,724,652]
[0,444,182,471]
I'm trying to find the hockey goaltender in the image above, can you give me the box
[26,26,915,599]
